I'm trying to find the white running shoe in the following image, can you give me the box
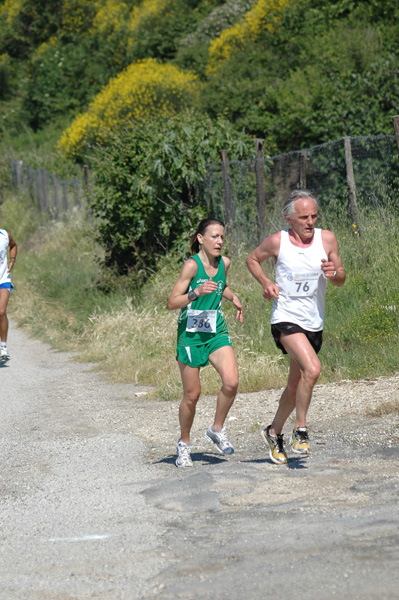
[0,346,10,361]
[176,440,193,467]
[205,425,235,455]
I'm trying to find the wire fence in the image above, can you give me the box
[202,133,399,248]
[9,158,89,219]
[9,127,399,241]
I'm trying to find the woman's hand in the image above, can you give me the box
[232,295,243,323]
[198,279,217,296]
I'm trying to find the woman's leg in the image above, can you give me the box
[177,359,201,443]
[208,345,239,430]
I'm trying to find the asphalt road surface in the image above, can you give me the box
[1,323,399,599]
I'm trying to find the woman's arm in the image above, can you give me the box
[221,257,243,322]
[168,259,220,310]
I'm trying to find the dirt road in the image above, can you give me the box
[1,322,399,599]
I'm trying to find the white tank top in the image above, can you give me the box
[0,229,11,285]
[271,228,328,331]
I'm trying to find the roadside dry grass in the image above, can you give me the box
[3,191,399,401]
[366,398,399,417]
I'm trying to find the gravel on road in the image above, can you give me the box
[1,322,399,599]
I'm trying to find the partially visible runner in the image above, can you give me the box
[168,218,243,467]
[246,190,345,464]
[0,229,17,361]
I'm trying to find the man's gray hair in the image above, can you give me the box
[283,189,319,217]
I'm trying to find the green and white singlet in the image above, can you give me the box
[177,254,228,347]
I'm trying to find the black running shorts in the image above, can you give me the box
[271,322,323,355]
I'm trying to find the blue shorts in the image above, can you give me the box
[177,334,232,368]
[0,282,13,290]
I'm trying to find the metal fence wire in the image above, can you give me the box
[201,134,399,248]
[9,133,399,238]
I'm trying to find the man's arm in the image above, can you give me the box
[246,233,281,300]
[321,230,346,287]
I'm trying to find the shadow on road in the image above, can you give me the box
[153,452,229,466]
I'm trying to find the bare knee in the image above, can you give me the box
[222,375,239,397]
[303,360,321,385]
[182,387,201,407]
[0,309,7,318]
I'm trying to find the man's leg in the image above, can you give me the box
[270,332,321,435]
[269,358,300,436]
[0,289,10,342]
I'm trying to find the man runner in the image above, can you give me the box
[246,190,345,464]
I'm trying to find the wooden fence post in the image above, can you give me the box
[83,164,89,186]
[73,180,81,209]
[343,136,360,232]
[62,181,69,212]
[52,173,60,217]
[16,160,23,187]
[392,115,399,157]
[255,139,266,243]
[38,167,49,212]
[299,151,307,189]
[220,150,233,236]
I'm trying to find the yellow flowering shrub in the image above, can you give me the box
[35,36,58,56]
[88,0,175,47]
[0,0,23,47]
[60,0,96,34]
[58,58,199,158]
[91,0,131,35]
[128,0,174,36]
[207,0,292,74]
[0,52,10,67]
[0,0,23,24]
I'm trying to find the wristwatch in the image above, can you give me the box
[188,289,198,302]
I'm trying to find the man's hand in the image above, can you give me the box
[263,283,279,300]
[321,258,337,279]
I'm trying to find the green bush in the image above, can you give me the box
[21,1,212,130]
[127,0,195,62]
[23,35,113,130]
[3,0,399,152]
[90,110,253,275]
[0,53,14,99]
[203,0,399,150]
[0,0,64,59]
[174,0,256,76]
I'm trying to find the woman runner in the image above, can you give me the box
[168,218,243,467]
